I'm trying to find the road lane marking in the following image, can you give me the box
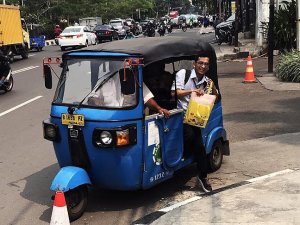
[29,54,36,57]
[0,96,43,117]
[159,196,201,212]
[246,169,294,183]
[13,66,39,74]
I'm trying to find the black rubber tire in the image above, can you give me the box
[4,76,13,92]
[20,48,29,59]
[182,27,187,32]
[65,185,88,222]
[60,47,65,51]
[208,140,223,172]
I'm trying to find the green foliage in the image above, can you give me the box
[275,51,300,82]
[260,0,296,52]
[274,0,296,51]
[19,0,191,38]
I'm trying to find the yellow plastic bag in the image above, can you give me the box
[184,92,216,128]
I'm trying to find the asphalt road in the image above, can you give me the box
[0,28,299,225]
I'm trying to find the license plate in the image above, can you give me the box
[61,114,84,126]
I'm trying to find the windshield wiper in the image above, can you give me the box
[70,71,119,112]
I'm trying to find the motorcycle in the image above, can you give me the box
[215,24,235,46]
[0,55,13,93]
[144,26,155,37]
[166,23,172,33]
[157,24,166,36]
[181,22,187,32]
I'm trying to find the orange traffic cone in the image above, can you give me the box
[243,55,256,83]
[50,191,70,225]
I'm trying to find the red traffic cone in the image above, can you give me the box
[243,55,256,83]
[50,191,70,225]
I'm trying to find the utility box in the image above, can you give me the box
[79,17,102,31]
[0,4,23,46]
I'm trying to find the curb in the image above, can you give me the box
[199,29,214,35]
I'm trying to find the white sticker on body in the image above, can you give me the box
[148,121,160,146]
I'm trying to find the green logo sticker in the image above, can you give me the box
[152,143,162,165]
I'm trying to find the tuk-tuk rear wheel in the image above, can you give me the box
[65,185,88,222]
[208,140,223,172]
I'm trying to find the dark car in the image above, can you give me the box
[94,24,119,43]
[215,14,235,43]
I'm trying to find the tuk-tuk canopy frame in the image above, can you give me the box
[63,36,219,89]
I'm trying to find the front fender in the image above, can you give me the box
[205,127,227,154]
[50,166,91,191]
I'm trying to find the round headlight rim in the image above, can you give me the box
[100,130,113,145]
[45,125,57,139]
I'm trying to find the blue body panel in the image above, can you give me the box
[142,111,184,189]
[51,64,145,190]
[30,36,45,49]
[201,101,226,153]
[50,166,91,191]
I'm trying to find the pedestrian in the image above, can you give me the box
[53,24,62,38]
[171,55,219,193]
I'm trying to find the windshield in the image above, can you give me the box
[110,21,122,27]
[95,25,111,30]
[53,58,138,108]
[62,27,82,33]
[226,14,235,21]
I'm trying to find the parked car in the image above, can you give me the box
[215,14,235,44]
[109,19,127,39]
[125,18,135,27]
[94,24,119,43]
[58,26,97,51]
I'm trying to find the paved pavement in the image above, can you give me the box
[135,30,300,225]
[134,132,300,225]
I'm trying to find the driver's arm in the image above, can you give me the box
[143,83,170,118]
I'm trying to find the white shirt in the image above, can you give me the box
[171,69,210,111]
[143,82,154,103]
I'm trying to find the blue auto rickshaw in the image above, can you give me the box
[28,24,45,51]
[43,36,230,221]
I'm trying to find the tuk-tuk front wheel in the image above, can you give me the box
[65,185,88,222]
[208,140,223,172]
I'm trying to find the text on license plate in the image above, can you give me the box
[61,114,84,126]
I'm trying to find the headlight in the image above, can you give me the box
[100,131,113,145]
[116,129,129,146]
[92,124,137,148]
[43,120,60,142]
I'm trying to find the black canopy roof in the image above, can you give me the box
[70,36,219,89]
[83,36,216,66]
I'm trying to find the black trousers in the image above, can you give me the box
[183,124,208,178]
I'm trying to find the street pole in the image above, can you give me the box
[234,0,239,47]
[268,0,275,72]
[297,0,300,50]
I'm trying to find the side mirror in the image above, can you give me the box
[43,64,52,89]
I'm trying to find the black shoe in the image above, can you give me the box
[197,177,212,193]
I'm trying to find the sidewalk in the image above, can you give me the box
[137,132,300,225]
